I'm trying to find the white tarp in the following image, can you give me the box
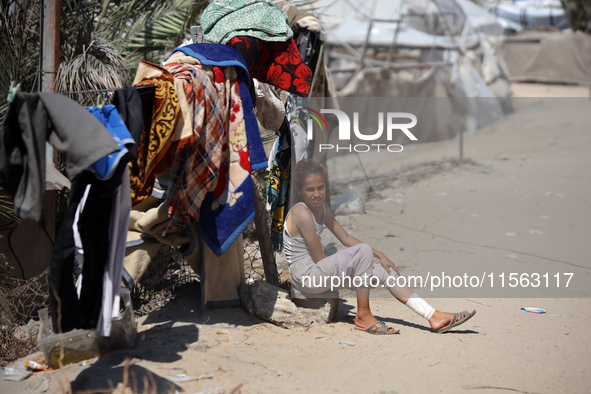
[480,0,569,31]
[328,17,458,48]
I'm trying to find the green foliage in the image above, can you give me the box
[0,0,42,115]
[1,0,209,117]
[94,0,208,64]
[0,194,20,223]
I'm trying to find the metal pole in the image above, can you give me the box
[459,127,463,160]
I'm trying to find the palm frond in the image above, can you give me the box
[122,0,208,63]
[0,0,41,119]
[0,194,21,223]
[55,40,127,105]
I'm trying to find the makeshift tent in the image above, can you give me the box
[499,30,591,85]
[312,0,511,144]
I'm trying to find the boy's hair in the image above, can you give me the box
[294,159,327,191]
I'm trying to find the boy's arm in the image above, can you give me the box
[324,202,400,275]
[291,205,327,263]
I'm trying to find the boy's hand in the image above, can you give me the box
[379,255,400,276]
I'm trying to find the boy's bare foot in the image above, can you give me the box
[355,311,398,334]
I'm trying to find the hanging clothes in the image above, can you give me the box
[86,105,134,336]
[290,120,309,164]
[130,61,182,205]
[266,117,308,252]
[163,59,257,256]
[49,170,112,332]
[199,0,312,97]
[197,73,256,255]
[253,79,285,132]
[97,169,131,336]
[48,104,135,336]
[267,134,291,252]
[169,42,267,171]
[112,86,145,157]
[0,92,119,221]
[228,36,312,97]
[86,105,135,182]
[162,61,225,228]
[276,1,322,34]
[200,0,293,45]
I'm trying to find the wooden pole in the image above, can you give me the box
[42,0,60,242]
[42,0,60,94]
[251,172,279,286]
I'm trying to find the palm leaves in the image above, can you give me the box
[56,40,128,106]
[1,0,210,114]
[87,0,207,64]
[56,0,209,100]
[0,0,42,115]
[0,195,20,223]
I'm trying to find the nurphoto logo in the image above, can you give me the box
[304,107,418,153]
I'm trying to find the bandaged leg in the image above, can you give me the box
[372,263,435,320]
[405,293,436,320]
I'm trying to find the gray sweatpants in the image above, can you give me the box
[289,243,398,294]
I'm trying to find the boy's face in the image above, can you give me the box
[298,173,326,209]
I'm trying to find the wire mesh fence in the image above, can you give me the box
[242,221,266,284]
[0,256,48,366]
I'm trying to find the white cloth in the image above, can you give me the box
[290,122,309,164]
[253,79,285,132]
[74,184,92,299]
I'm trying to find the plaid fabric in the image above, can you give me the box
[164,62,225,225]
[199,68,257,255]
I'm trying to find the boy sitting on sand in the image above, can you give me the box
[284,159,476,334]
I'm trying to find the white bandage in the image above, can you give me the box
[406,293,435,320]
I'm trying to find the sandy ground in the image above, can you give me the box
[2,87,591,393]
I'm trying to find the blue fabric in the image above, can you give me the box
[173,43,250,78]
[86,105,135,180]
[199,173,255,256]
[172,43,267,171]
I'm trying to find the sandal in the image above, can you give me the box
[434,310,476,334]
[355,321,400,335]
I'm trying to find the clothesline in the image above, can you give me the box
[35,66,138,75]
[0,66,141,95]
[0,85,155,96]
[60,85,154,96]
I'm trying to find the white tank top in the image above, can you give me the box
[283,202,325,265]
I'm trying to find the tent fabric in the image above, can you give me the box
[481,1,569,31]
[500,31,591,85]
[454,0,503,35]
[328,17,459,49]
